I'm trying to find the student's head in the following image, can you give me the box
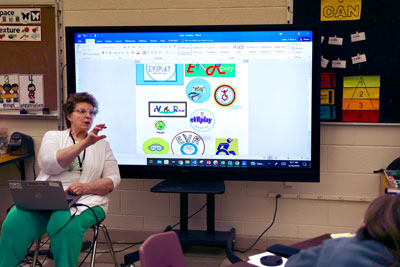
[28,83,36,91]
[3,84,11,92]
[356,194,400,260]
[11,83,19,90]
[63,92,98,128]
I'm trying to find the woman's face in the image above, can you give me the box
[67,102,94,132]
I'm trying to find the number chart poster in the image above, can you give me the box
[342,75,380,122]
[0,74,19,109]
[19,74,44,109]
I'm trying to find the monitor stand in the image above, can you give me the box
[153,178,241,263]
[123,178,242,265]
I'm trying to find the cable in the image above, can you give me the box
[86,202,208,256]
[71,203,101,267]
[92,241,144,254]
[235,194,280,254]
[14,161,20,171]
[32,153,37,179]
[170,202,207,229]
[59,63,67,131]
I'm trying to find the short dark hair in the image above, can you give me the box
[356,194,400,265]
[63,92,98,128]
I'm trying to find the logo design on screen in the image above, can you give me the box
[171,131,205,155]
[189,109,215,132]
[186,64,235,77]
[186,78,211,103]
[143,138,170,154]
[154,120,167,134]
[145,64,177,82]
[149,102,187,117]
[216,138,238,156]
[214,84,236,107]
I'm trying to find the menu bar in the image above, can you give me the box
[147,158,310,168]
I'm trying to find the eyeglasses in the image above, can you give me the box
[73,108,96,116]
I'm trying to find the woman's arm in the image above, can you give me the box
[65,140,121,196]
[65,177,114,196]
[57,124,107,168]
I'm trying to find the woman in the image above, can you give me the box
[0,92,121,266]
[285,194,400,267]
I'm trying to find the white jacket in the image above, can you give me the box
[36,130,121,215]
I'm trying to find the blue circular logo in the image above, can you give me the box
[186,78,211,103]
[180,143,198,155]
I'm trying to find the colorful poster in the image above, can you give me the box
[320,72,336,120]
[0,8,41,24]
[19,74,44,109]
[0,25,41,41]
[0,74,19,109]
[321,0,362,21]
[342,75,380,122]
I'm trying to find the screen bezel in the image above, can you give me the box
[65,24,320,182]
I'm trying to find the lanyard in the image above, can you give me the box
[69,130,86,173]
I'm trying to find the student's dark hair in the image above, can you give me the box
[27,83,36,90]
[356,194,400,266]
[63,92,98,128]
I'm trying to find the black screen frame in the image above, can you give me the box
[65,24,320,182]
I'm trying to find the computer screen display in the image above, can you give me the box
[66,24,320,182]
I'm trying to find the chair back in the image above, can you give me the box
[139,231,186,267]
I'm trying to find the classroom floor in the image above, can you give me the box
[29,242,262,267]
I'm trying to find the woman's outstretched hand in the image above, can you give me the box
[85,123,107,146]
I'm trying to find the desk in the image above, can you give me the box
[0,153,33,180]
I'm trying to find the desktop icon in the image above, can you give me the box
[185,160,191,165]
[220,160,226,166]
[227,160,233,166]
[157,160,162,165]
[199,160,205,165]
[148,159,154,164]
[164,159,169,165]
[178,160,184,166]
[206,160,212,165]
[242,161,247,166]
[191,159,198,166]
[250,161,256,166]
[213,160,219,166]
[234,161,240,166]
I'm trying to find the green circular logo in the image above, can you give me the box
[155,120,166,131]
[143,138,170,154]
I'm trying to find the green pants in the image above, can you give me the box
[0,205,105,267]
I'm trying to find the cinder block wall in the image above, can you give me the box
[1,0,398,247]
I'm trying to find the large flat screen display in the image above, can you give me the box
[66,25,320,182]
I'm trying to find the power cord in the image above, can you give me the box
[91,202,208,255]
[170,202,207,229]
[71,203,101,267]
[235,194,281,254]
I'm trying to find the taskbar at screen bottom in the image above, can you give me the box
[147,158,310,168]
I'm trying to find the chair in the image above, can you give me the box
[139,231,186,267]
[31,222,119,267]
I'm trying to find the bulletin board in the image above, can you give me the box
[0,5,58,114]
[294,0,400,123]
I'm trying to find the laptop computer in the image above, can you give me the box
[8,180,81,210]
